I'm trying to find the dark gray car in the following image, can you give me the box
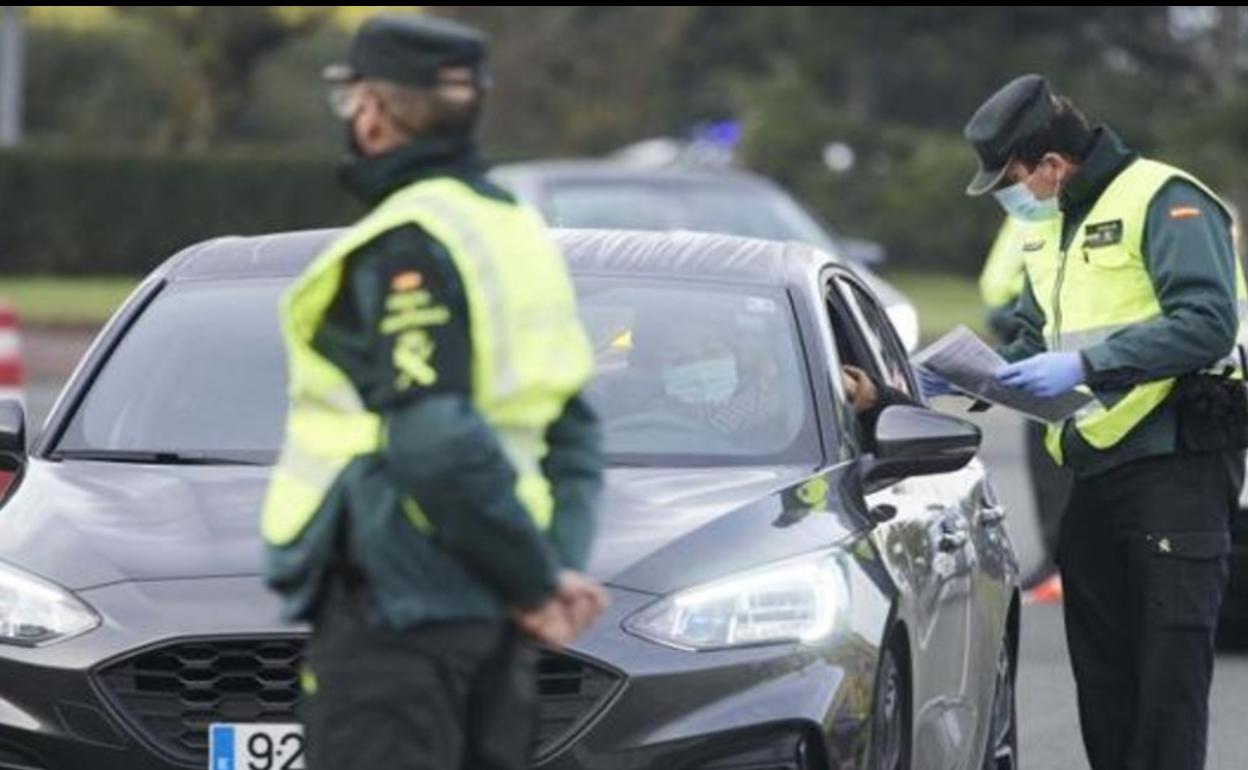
[0,229,1018,770]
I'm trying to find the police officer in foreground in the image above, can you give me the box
[260,14,607,770]
[963,74,1248,769]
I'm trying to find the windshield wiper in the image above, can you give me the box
[48,449,267,466]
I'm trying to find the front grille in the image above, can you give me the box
[95,636,620,766]
[95,638,303,764]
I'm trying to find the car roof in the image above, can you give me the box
[163,227,833,289]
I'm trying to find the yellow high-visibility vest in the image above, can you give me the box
[261,176,594,546]
[1022,159,1248,463]
[979,215,1030,309]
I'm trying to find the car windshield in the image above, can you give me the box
[54,275,822,467]
[55,280,290,464]
[544,180,839,252]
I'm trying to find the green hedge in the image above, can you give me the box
[0,149,360,274]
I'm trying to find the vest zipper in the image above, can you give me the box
[1052,247,1068,352]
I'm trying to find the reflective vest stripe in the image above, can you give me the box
[1052,299,1248,360]
[390,191,522,399]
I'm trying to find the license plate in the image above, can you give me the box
[209,723,305,770]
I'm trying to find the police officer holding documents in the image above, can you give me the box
[957,73,1248,770]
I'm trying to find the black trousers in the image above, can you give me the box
[1025,419,1073,579]
[301,578,537,770]
[1059,449,1243,770]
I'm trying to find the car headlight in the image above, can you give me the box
[0,560,100,647]
[624,551,849,650]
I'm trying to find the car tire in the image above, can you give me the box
[867,642,910,770]
[981,636,1018,770]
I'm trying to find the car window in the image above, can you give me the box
[833,277,916,398]
[676,185,836,247]
[545,184,673,230]
[820,278,879,446]
[544,180,840,253]
[577,277,822,466]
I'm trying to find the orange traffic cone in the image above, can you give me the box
[0,303,23,404]
[1025,573,1063,605]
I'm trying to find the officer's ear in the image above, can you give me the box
[1039,151,1078,187]
[354,84,414,155]
[350,87,384,147]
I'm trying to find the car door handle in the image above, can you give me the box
[980,504,1006,527]
[937,515,969,552]
[938,529,968,552]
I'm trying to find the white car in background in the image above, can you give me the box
[491,160,921,352]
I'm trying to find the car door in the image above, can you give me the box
[824,270,986,769]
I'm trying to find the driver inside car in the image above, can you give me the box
[591,304,916,451]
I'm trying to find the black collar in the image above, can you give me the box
[339,136,486,206]
[1059,126,1138,215]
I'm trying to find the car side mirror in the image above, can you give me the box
[860,405,981,489]
[0,399,26,470]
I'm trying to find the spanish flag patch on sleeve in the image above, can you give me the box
[1169,206,1202,220]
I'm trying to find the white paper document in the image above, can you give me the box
[912,325,1093,424]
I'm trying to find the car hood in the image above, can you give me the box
[0,459,864,595]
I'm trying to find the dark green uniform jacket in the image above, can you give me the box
[272,137,604,627]
[999,127,1239,478]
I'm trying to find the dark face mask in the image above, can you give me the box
[427,98,482,141]
[341,90,481,162]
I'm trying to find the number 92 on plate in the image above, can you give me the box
[209,723,305,770]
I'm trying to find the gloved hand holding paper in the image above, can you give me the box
[910,325,1092,423]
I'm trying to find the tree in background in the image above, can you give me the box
[115,7,332,151]
[13,6,1248,273]
[430,6,701,157]
[21,6,387,151]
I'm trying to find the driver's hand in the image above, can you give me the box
[842,365,879,412]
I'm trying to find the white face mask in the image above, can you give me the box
[663,356,739,404]
[993,180,1060,222]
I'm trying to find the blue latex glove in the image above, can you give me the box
[995,352,1085,398]
[916,365,954,399]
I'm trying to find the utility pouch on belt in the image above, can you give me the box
[1174,372,1248,452]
